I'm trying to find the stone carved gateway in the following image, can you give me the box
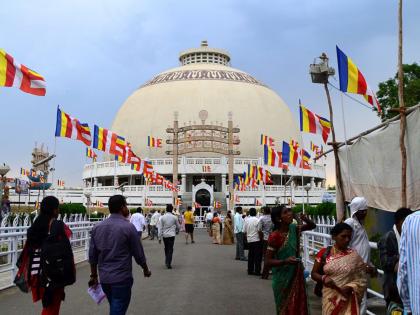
[142,69,265,88]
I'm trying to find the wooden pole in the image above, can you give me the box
[324,83,346,222]
[228,112,234,211]
[398,0,407,207]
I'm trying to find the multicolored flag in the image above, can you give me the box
[147,136,162,148]
[20,168,29,176]
[260,134,275,147]
[300,105,331,143]
[264,145,287,169]
[145,198,153,207]
[336,46,381,113]
[0,49,46,96]
[57,180,65,187]
[282,141,290,164]
[93,125,128,160]
[55,108,92,146]
[214,200,222,209]
[95,200,104,208]
[86,148,97,161]
[310,141,319,153]
[300,149,312,170]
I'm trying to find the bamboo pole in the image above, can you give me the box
[398,0,407,207]
[324,82,346,222]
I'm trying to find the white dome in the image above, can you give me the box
[111,45,300,159]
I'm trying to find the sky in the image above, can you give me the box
[1,0,419,187]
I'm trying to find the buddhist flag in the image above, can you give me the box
[264,145,287,169]
[86,148,97,161]
[57,180,65,187]
[260,134,274,147]
[55,108,92,146]
[300,105,331,143]
[336,46,381,113]
[93,125,127,160]
[0,49,46,96]
[20,168,29,176]
[147,136,162,148]
[282,141,290,164]
[300,149,311,170]
[310,141,319,153]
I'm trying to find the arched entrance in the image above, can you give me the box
[195,189,211,207]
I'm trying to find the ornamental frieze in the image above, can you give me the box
[141,69,266,87]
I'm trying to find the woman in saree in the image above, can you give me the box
[222,211,234,245]
[212,212,222,244]
[262,205,316,315]
[311,223,367,315]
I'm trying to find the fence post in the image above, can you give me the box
[303,233,309,270]
[11,236,18,283]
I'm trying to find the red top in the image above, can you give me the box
[212,217,221,224]
[315,247,353,264]
[267,230,288,250]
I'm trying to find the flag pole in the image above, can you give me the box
[340,93,352,206]
[397,0,407,207]
[298,99,305,214]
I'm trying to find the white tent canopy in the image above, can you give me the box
[338,105,420,212]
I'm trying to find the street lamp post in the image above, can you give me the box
[282,168,288,204]
[84,190,92,220]
[304,183,312,213]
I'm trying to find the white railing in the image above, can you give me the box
[302,216,384,315]
[0,221,96,290]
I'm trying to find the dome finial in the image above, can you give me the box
[201,40,208,47]
[179,42,231,66]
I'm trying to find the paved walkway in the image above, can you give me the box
[0,230,322,315]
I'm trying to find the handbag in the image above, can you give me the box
[314,246,332,297]
[14,242,30,293]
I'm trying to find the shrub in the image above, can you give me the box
[59,203,86,215]
[292,203,336,217]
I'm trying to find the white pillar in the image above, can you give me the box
[221,174,227,192]
[114,176,119,187]
[181,174,187,193]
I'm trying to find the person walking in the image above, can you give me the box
[18,196,75,315]
[205,209,213,236]
[222,211,234,245]
[243,208,262,275]
[157,204,180,269]
[234,207,246,261]
[397,210,420,315]
[184,206,195,244]
[130,207,146,240]
[258,206,273,259]
[211,212,222,244]
[344,197,377,314]
[146,212,152,238]
[149,210,161,240]
[262,205,316,315]
[311,223,367,315]
[88,195,151,315]
[378,207,412,313]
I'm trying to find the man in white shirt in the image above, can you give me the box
[130,207,146,240]
[149,210,161,240]
[157,204,180,269]
[243,208,262,276]
[234,207,247,261]
[344,196,377,315]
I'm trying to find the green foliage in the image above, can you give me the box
[376,63,420,121]
[59,203,86,215]
[292,202,336,217]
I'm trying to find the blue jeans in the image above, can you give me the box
[102,282,132,315]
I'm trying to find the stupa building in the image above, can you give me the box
[83,41,327,211]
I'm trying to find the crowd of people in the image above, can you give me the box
[13,194,420,315]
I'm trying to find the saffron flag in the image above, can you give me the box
[86,148,97,161]
[147,136,162,148]
[55,108,92,146]
[336,46,381,113]
[0,49,46,96]
[260,134,274,147]
[299,105,331,143]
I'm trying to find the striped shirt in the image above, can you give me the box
[397,211,420,314]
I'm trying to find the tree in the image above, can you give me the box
[376,63,420,121]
